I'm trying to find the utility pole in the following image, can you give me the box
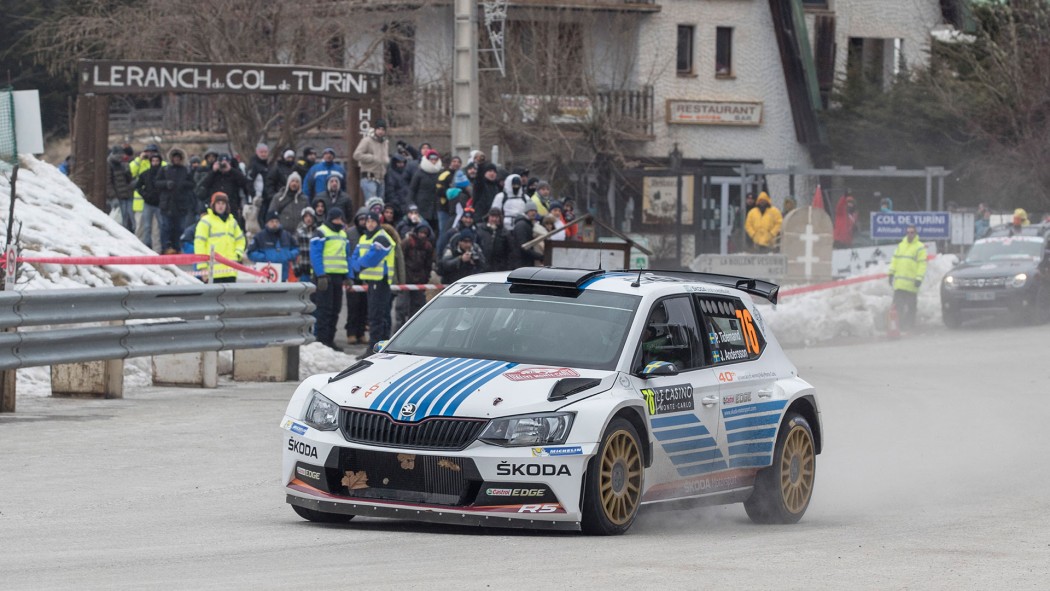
[451,0,480,161]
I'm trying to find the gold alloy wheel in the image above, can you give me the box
[599,429,643,525]
[780,424,815,514]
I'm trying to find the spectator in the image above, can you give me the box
[974,204,991,239]
[180,211,207,256]
[745,192,783,253]
[106,146,135,233]
[435,155,463,249]
[888,224,927,330]
[353,118,390,203]
[782,196,797,217]
[1012,208,1031,231]
[295,206,318,280]
[295,147,317,180]
[531,180,553,216]
[398,224,434,328]
[879,197,894,213]
[201,154,254,230]
[444,206,477,253]
[475,207,509,271]
[311,198,327,222]
[396,140,420,178]
[130,144,163,239]
[508,202,543,269]
[194,192,246,284]
[248,211,299,282]
[156,147,198,254]
[134,154,164,251]
[344,208,370,346]
[384,153,413,212]
[439,230,486,284]
[469,149,486,168]
[492,174,530,231]
[265,149,298,202]
[396,204,430,239]
[539,214,558,252]
[833,194,858,248]
[246,143,270,224]
[304,148,347,200]
[194,150,218,204]
[548,201,577,241]
[309,207,352,351]
[382,203,399,227]
[513,166,530,187]
[268,172,309,233]
[350,212,397,357]
[472,162,502,218]
[313,175,353,218]
[408,149,443,230]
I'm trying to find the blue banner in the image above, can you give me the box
[870,212,950,240]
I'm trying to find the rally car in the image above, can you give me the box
[281,267,821,535]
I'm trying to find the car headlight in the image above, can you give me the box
[943,275,956,289]
[479,412,575,447]
[303,389,339,431]
[1009,273,1027,288]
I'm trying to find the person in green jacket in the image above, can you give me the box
[888,225,927,329]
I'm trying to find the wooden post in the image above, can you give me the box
[71,95,110,211]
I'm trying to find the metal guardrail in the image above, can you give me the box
[0,283,315,371]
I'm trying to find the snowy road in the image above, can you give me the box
[1,325,1048,590]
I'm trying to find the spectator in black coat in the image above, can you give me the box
[384,153,413,212]
[475,207,510,271]
[266,149,298,200]
[508,203,543,269]
[438,230,486,284]
[201,154,254,229]
[155,148,198,253]
[472,162,502,218]
[407,149,443,230]
[134,154,164,251]
[313,175,353,216]
[396,224,435,328]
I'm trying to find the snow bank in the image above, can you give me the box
[299,343,356,380]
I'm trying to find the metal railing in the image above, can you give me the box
[0,283,315,371]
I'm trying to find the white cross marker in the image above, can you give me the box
[796,223,820,278]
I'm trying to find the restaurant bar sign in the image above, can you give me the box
[78,60,381,100]
[666,99,763,126]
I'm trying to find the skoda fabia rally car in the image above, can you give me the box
[281,268,821,535]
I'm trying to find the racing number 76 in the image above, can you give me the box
[734,309,760,355]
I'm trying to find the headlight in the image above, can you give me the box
[479,412,575,447]
[943,275,956,289]
[303,389,339,431]
[1009,273,1028,288]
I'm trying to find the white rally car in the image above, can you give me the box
[281,268,821,535]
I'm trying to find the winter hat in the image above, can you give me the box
[373,118,387,129]
[407,204,420,213]
[328,207,345,222]
[287,172,302,185]
[423,149,439,160]
[283,149,295,159]
[513,166,530,177]
[301,206,316,220]
[757,192,772,206]
[366,211,381,223]
[481,162,498,175]
[488,207,503,217]
[524,202,538,213]
[123,145,134,157]
[265,210,281,223]
[446,187,463,201]
[549,201,563,211]
[453,169,470,189]
[218,153,232,163]
[302,147,316,157]
[145,143,160,153]
[365,196,384,211]
[210,192,229,206]
[536,180,551,191]
[168,148,185,160]
[322,147,336,155]
[457,229,476,243]
[461,207,475,218]
[109,145,123,156]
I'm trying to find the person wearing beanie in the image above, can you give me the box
[384,153,413,212]
[295,206,318,280]
[342,207,371,345]
[508,201,543,269]
[156,147,198,254]
[304,147,347,200]
[350,207,398,358]
[745,191,783,253]
[266,148,299,202]
[475,205,510,271]
[295,147,317,181]
[247,143,270,212]
[547,200,569,242]
[314,174,353,218]
[248,210,299,282]
[396,203,432,239]
[443,205,477,253]
[268,171,309,234]
[353,118,390,204]
[200,153,255,231]
[194,192,246,283]
[408,149,444,232]
[309,206,352,351]
[530,180,553,216]
[365,195,385,215]
[472,161,502,218]
[438,225,486,284]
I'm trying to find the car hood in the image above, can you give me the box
[950,259,1037,278]
[315,354,615,421]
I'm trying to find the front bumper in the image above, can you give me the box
[941,286,1035,314]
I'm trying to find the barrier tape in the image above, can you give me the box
[3,253,269,278]
[779,254,937,298]
[346,283,445,293]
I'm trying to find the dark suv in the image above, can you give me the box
[941,223,1050,327]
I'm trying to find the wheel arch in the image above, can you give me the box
[786,395,822,454]
[611,406,653,468]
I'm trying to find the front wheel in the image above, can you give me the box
[942,308,962,329]
[581,417,644,535]
[291,503,355,524]
[744,412,816,524]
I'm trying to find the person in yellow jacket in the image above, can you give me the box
[194,192,246,284]
[888,225,927,329]
[745,192,783,252]
[350,211,396,358]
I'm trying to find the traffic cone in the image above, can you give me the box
[887,304,901,339]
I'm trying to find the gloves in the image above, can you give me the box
[914,279,922,288]
[887,275,894,287]
[316,276,329,292]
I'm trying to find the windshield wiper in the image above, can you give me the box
[381,349,414,355]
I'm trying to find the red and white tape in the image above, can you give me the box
[345,283,445,293]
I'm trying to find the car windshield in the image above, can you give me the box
[965,236,1044,263]
[384,283,640,370]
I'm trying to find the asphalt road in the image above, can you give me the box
[1,324,1048,590]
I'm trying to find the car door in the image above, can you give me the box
[631,296,726,494]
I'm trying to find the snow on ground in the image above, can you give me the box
[1,155,958,395]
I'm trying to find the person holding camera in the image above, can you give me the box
[201,154,254,230]
[438,229,486,284]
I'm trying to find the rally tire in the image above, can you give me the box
[744,412,815,525]
[581,417,644,535]
[292,503,355,524]
[942,308,962,329]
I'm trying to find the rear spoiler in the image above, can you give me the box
[617,270,781,305]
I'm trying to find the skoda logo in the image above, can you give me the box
[400,403,417,417]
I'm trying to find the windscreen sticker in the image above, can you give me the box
[446,283,485,296]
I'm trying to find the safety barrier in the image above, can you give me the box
[5,252,269,279]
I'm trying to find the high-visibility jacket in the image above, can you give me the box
[129,156,165,213]
[194,209,246,279]
[889,235,927,293]
[352,229,395,284]
[309,224,350,276]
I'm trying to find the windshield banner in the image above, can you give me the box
[870,212,950,240]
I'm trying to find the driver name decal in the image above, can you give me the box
[641,384,695,415]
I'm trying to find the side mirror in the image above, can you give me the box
[373,340,389,354]
[639,361,680,378]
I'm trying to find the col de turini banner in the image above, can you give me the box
[78,60,380,100]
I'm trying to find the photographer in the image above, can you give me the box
[438,229,486,284]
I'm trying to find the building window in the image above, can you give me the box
[677,25,695,75]
[716,27,733,77]
[802,0,829,8]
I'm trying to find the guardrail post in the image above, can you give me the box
[152,352,218,388]
[0,369,14,413]
[233,346,299,382]
[51,359,124,399]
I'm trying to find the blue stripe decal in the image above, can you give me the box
[728,456,772,468]
[661,438,718,454]
[651,415,700,429]
[676,461,729,477]
[579,272,632,289]
[369,357,454,411]
[722,400,788,418]
[669,449,724,465]
[653,426,711,441]
[728,442,774,455]
[726,428,777,443]
[378,357,470,414]
[420,359,507,418]
[725,414,781,431]
[396,358,491,416]
[439,362,517,417]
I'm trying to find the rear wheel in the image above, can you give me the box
[291,503,355,524]
[581,417,644,535]
[744,412,815,524]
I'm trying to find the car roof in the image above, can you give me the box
[985,222,1050,238]
[454,268,780,304]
